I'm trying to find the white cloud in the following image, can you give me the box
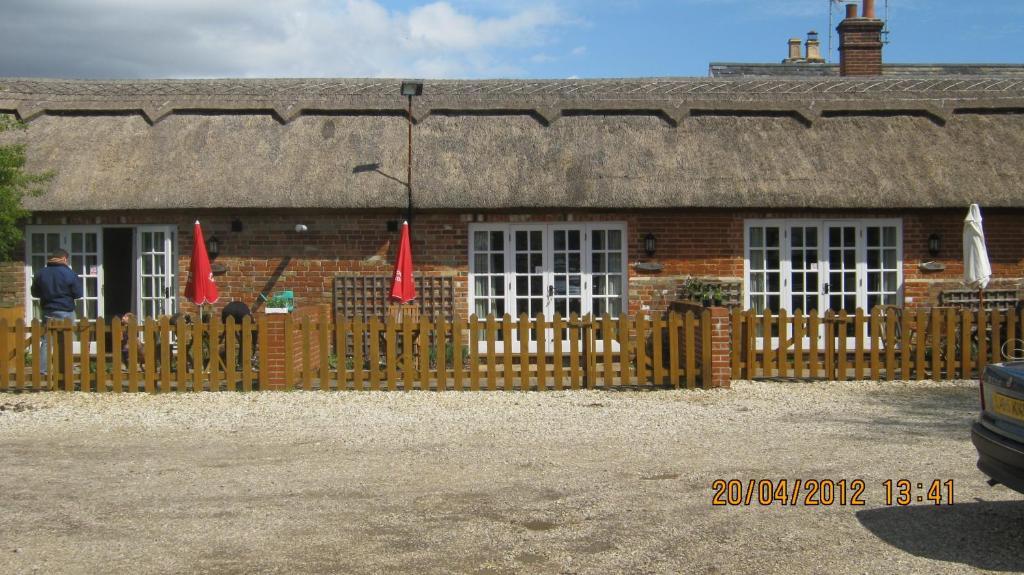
[0,0,571,79]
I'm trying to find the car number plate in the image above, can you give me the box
[992,393,1024,422]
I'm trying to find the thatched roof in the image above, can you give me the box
[2,77,1023,211]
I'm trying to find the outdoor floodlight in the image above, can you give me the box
[400,80,424,97]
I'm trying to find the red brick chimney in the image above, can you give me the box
[837,0,884,76]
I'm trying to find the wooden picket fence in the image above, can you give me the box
[731,306,1024,381]
[0,311,710,392]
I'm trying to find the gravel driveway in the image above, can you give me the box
[1,381,1022,575]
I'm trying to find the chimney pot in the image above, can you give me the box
[863,0,876,19]
[787,38,802,62]
[845,3,858,19]
[805,31,824,63]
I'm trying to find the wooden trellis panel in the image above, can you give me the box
[334,274,455,320]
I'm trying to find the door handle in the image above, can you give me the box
[822,283,830,295]
[548,285,554,297]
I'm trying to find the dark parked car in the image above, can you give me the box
[972,362,1024,495]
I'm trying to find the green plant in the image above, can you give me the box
[681,277,723,306]
[265,294,289,308]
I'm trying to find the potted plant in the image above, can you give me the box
[681,277,706,305]
[703,283,725,307]
[263,294,291,314]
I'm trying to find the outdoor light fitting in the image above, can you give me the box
[206,235,220,260]
[400,80,423,224]
[400,80,424,97]
[644,233,657,257]
[928,233,941,257]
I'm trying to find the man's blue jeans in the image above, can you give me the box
[40,310,76,375]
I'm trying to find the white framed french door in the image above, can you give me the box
[744,218,902,348]
[24,226,103,321]
[469,222,627,353]
[136,226,177,319]
[25,224,178,321]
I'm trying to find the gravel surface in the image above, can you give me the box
[1,381,1022,574]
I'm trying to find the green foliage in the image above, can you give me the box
[681,277,724,305]
[0,115,52,261]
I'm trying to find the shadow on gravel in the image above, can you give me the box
[857,500,1024,572]
[817,387,978,440]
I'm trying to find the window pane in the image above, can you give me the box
[490,231,504,249]
[491,277,504,296]
[750,250,764,271]
[750,227,763,248]
[592,231,605,251]
[530,231,542,247]
[608,253,622,271]
[884,272,898,292]
[490,254,503,272]
[554,253,566,273]
[766,228,780,247]
[608,298,622,317]
[866,249,879,269]
[867,272,880,292]
[594,276,606,295]
[32,234,44,252]
[883,249,897,269]
[751,273,765,293]
[515,232,527,251]
[515,254,528,273]
[530,254,542,271]
[516,276,528,294]
[767,272,780,292]
[766,250,780,270]
[592,253,605,273]
[554,231,565,251]
[844,228,855,244]
[72,234,83,252]
[474,254,488,273]
[530,276,542,294]
[792,227,803,246]
[474,276,488,295]
[883,227,897,246]
[569,231,580,251]
[608,275,622,296]
[608,230,622,250]
[474,231,488,251]
[867,227,879,245]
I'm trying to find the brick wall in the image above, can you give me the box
[4,208,1023,320]
[837,18,884,77]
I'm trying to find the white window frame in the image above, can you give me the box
[743,218,903,314]
[468,221,628,352]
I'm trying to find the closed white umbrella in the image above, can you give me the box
[963,204,992,306]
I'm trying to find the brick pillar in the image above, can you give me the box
[837,1,884,77]
[259,306,326,390]
[704,306,733,389]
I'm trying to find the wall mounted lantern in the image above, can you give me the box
[644,233,657,257]
[206,235,220,260]
[928,233,941,257]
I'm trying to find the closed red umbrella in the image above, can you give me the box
[184,220,219,305]
[389,221,417,303]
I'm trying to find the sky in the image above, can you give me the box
[0,0,1021,80]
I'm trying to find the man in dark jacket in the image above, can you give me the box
[31,249,83,375]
